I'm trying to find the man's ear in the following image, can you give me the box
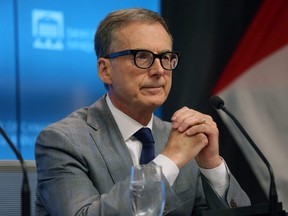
[98,58,112,85]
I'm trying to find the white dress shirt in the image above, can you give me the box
[106,94,229,197]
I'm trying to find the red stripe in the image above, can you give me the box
[213,0,288,94]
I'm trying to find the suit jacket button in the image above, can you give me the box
[230,199,237,208]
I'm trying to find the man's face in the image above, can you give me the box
[98,22,173,117]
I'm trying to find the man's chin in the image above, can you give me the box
[145,97,166,109]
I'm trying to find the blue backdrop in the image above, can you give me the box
[0,0,160,159]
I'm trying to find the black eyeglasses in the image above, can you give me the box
[104,49,180,70]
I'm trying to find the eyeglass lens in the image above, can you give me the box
[135,51,178,70]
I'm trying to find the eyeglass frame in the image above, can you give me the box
[103,49,181,70]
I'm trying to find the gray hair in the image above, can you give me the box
[94,8,173,58]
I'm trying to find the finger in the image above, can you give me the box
[171,106,190,121]
[172,107,207,130]
[177,115,205,132]
[163,130,209,168]
[202,117,206,124]
[201,115,214,126]
[184,122,218,137]
[171,107,193,128]
[177,113,212,132]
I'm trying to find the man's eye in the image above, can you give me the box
[136,52,150,59]
[162,54,171,61]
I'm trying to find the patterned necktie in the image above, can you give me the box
[134,127,155,164]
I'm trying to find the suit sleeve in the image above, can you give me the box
[201,173,251,209]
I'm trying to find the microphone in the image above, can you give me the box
[209,95,278,216]
[0,127,30,216]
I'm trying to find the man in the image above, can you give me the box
[35,8,250,215]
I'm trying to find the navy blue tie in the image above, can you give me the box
[134,127,155,164]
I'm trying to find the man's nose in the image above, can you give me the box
[148,58,165,76]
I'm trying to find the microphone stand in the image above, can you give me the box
[209,96,281,216]
[0,127,30,216]
[221,106,278,216]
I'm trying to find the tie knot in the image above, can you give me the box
[134,127,154,144]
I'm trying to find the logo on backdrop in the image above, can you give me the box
[32,9,64,50]
[31,9,94,53]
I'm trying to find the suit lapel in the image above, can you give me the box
[86,96,133,184]
[85,96,172,184]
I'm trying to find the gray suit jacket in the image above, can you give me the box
[35,95,250,216]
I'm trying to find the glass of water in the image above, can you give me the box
[130,164,165,216]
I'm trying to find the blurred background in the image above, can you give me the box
[1,0,287,211]
[0,0,160,159]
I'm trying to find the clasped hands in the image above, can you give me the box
[162,106,222,169]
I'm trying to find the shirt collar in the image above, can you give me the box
[106,94,153,141]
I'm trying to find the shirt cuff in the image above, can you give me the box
[153,154,179,186]
[198,159,229,198]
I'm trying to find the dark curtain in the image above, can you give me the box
[161,0,267,204]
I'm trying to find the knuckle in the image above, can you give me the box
[196,133,208,143]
